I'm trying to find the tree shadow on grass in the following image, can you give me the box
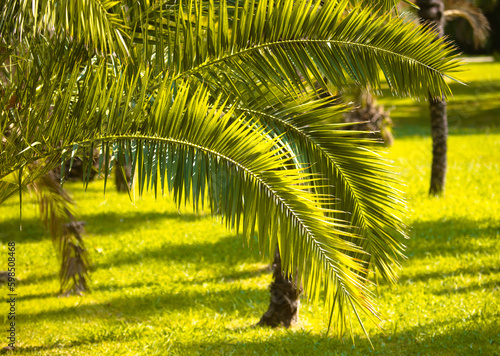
[399,265,500,286]
[17,311,500,355]
[17,280,166,302]
[83,210,205,236]
[0,210,204,243]
[406,217,499,259]
[200,321,499,355]
[14,204,500,353]
[376,217,500,286]
[94,233,265,271]
[20,285,268,323]
[379,74,500,138]
[432,279,499,296]
[0,216,45,243]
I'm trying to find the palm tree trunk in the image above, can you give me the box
[114,161,132,192]
[417,0,448,195]
[257,245,301,328]
[429,98,447,194]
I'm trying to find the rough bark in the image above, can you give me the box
[417,0,448,195]
[257,246,302,328]
[343,92,394,147]
[429,98,448,195]
[114,161,132,192]
[53,154,99,182]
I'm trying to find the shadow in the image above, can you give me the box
[376,71,500,138]
[17,291,57,301]
[432,279,499,296]
[82,210,204,236]
[0,198,22,208]
[19,234,268,290]
[20,285,268,323]
[94,233,265,271]
[15,315,500,355]
[16,280,163,302]
[177,318,500,355]
[399,265,500,285]
[391,111,500,139]
[406,217,499,260]
[0,217,47,243]
[195,264,271,284]
[0,210,205,243]
[370,217,500,286]
[12,213,499,354]
[18,272,57,286]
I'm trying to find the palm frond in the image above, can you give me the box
[30,170,91,294]
[3,65,383,334]
[351,0,417,11]
[161,0,462,100]
[233,87,407,284]
[0,0,466,338]
[0,0,128,56]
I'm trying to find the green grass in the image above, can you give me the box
[378,61,500,136]
[1,61,499,355]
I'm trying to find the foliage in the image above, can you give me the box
[1,103,498,354]
[0,0,462,336]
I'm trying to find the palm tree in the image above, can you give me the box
[415,0,488,195]
[0,0,461,337]
[419,0,452,196]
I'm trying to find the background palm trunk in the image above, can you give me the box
[429,98,448,194]
[417,0,448,195]
[114,161,132,192]
[257,245,301,327]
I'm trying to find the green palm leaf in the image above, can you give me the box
[233,89,407,284]
[2,66,382,334]
[161,0,461,100]
[352,0,417,11]
[0,0,464,339]
[0,0,128,56]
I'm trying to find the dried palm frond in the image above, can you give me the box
[444,0,490,48]
[30,169,91,295]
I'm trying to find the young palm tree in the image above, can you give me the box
[0,0,461,337]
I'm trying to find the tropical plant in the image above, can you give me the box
[0,0,461,338]
[344,0,488,163]
[413,0,489,195]
[416,0,448,196]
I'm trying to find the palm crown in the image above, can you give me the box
[0,0,461,337]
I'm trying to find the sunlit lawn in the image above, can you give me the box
[0,61,499,355]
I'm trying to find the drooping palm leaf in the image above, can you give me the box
[0,0,464,339]
[232,89,407,285]
[0,0,128,57]
[444,0,490,48]
[30,170,91,294]
[159,0,462,101]
[2,64,383,334]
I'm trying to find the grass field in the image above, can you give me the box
[1,61,499,355]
